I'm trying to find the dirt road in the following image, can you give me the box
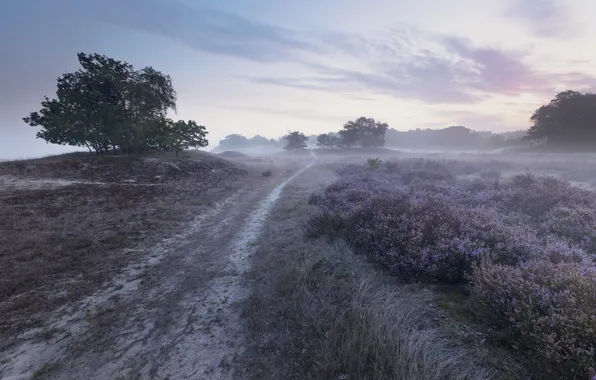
[1,153,316,380]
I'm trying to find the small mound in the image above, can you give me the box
[217,151,251,159]
[0,151,246,185]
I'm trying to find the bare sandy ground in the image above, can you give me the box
[0,153,316,380]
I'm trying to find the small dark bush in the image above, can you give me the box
[262,169,272,177]
[366,157,382,170]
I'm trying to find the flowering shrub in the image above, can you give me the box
[503,174,595,219]
[307,158,596,376]
[471,259,596,378]
[540,205,596,253]
[308,161,596,282]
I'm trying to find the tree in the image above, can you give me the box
[249,135,283,148]
[436,126,479,147]
[338,117,388,147]
[283,131,308,150]
[316,133,339,147]
[219,134,249,149]
[167,120,209,155]
[525,90,596,148]
[23,52,206,155]
[217,134,283,150]
[250,135,270,146]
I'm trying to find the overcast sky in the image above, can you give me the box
[2,0,596,159]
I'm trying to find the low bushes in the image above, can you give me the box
[307,158,596,378]
[471,260,596,378]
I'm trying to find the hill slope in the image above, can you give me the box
[0,151,247,348]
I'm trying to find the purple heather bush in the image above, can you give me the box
[308,158,596,377]
[471,259,596,378]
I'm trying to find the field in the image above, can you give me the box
[242,149,596,380]
[1,148,595,380]
[0,151,249,348]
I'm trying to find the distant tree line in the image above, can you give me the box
[303,90,596,151]
[211,90,596,153]
[381,126,527,150]
[24,53,208,155]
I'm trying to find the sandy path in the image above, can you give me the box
[1,154,316,380]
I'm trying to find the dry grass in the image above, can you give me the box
[242,166,519,380]
[0,152,247,348]
[0,150,237,184]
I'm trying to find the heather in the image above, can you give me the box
[307,158,596,378]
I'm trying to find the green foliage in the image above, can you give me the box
[338,117,388,148]
[316,133,340,148]
[283,131,308,150]
[23,52,208,154]
[525,90,596,148]
[366,157,382,170]
[166,120,209,155]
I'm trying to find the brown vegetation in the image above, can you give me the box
[0,151,247,348]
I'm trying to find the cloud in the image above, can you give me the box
[556,72,596,93]
[87,1,593,104]
[2,0,322,63]
[93,0,323,62]
[0,0,328,110]
[505,0,574,38]
[2,0,592,109]
[11,1,549,104]
[250,32,557,104]
[442,37,551,94]
[206,103,344,123]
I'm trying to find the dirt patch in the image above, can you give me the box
[0,152,248,349]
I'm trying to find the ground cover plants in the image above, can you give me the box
[307,158,596,379]
[243,165,502,380]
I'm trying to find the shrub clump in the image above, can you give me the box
[366,157,382,170]
[471,259,596,378]
[307,158,596,377]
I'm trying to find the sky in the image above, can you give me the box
[2,0,596,159]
